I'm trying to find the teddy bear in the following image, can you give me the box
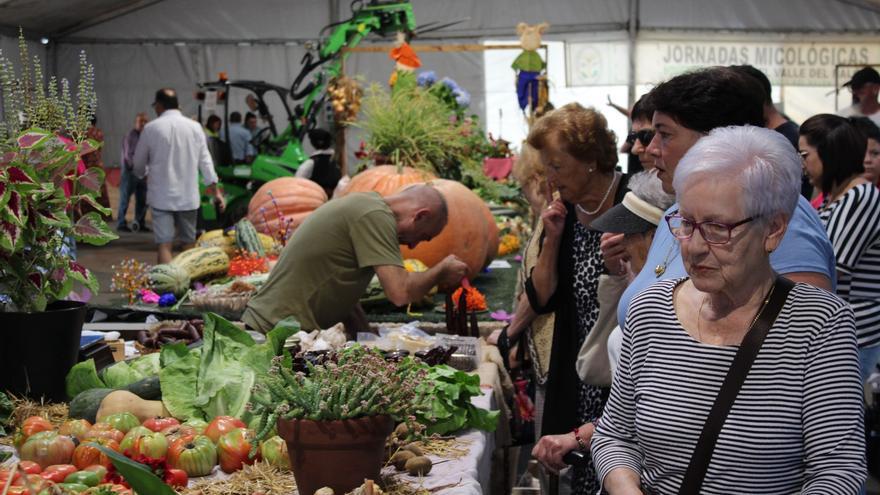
[512,22,549,113]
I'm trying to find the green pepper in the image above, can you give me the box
[55,482,91,493]
[63,470,101,487]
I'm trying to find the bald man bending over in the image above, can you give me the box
[242,185,468,336]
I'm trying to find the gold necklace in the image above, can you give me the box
[697,281,777,344]
[654,242,678,277]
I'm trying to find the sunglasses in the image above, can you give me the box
[626,129,655,146]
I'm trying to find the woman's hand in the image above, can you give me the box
[541,199,567,240]
[487,328,502,345]
[600,232,628,275]
[532,432,579,474]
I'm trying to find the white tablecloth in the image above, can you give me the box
[382,388,496,495]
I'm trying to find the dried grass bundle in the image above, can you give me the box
[181,462,296,495]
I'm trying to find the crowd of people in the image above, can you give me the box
[109,88,343,263]
[492,64,879,494]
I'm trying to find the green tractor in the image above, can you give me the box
[196,0,418,227]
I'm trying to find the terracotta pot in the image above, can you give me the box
[276,415,394,495]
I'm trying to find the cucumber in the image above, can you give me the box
[68,375,161,423]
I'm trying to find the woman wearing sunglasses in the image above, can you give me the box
[626,96,656,171]
[800,114,880,379]
[592,126,866,494]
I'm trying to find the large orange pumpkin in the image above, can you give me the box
[339,165,436,197]
[247,178,327,237]
[399,179,498,279]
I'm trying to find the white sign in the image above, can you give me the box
[636,40,880,86]
[203,90,218,113]
[566,41,630,86]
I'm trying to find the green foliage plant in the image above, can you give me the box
[0,30,116,312]
[356,83,467,176]
[247,345,432,455]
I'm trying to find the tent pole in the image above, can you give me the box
[628,0,639,107]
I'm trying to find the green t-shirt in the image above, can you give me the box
[242,192,403,332]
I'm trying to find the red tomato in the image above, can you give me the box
[5,487,29,495]
[163,468,188,488]
[17,461,41,474]
[22,416,53,438]
[0,469,21,486]
[204,416,246,444]
[16,474,49,492]
[86,424,125,444]
[39,464,78,483]
[18,431,76,469]
[89,484,133,494]
[217,428,255,473]
[161,424,199,445]
[142,417,180,433]
[72,439,120,470]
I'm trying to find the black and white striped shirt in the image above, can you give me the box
[818,182,880,348]
[592,279,866,494]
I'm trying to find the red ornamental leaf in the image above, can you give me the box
[77,166,103,192]
[0,220,21,252]
[7,167,35,184]
[17,132,48,149]
[65,143,78,152]
[69,260,88,277]
[79,140,95,155]
[28,272,42,287]
[7,191,22,221]
[0,151,14,166]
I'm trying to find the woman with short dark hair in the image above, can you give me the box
[800,114,880,378]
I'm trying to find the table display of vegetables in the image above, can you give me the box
[0,312,498,493]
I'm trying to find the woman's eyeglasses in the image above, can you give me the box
[626,129,655,147]
[665,211,756,245]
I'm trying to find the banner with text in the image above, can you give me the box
[566,39,880,87]
[637,40,880,86]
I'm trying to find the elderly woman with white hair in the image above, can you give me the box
[592,126,866,494]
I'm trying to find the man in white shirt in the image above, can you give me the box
[133,88,226,263]
[841,66,880,127]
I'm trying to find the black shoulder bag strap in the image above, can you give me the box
[679,276,795,495]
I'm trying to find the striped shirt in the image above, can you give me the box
[818,183,880,348]
[592,279,866,494]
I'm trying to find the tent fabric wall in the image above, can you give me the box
[67,0,332,41]
[640,0,880,31]
[54,41,310,169]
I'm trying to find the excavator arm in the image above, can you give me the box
[288,0,416,139]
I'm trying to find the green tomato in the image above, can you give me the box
[260,436,291,470]
[119,425,152,454]
[168,434,218,477]
[182,418,209,435]
[64,470,101,487]
[101,412,140,434]
[130,430,168,459]
[56,481,91,492]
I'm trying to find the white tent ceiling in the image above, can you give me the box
[3,0,880,41]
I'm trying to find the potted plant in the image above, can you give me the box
[0,33,116,401]
[248,346,431,495]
